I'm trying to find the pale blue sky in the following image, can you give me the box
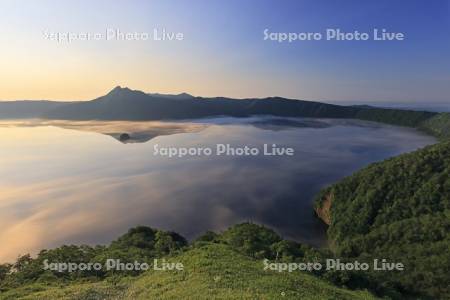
[0,0,449,103]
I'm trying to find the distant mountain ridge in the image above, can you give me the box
[40,86,359,121]
[0,86,446,138]
[147,91,194,100]
[0,100,67,119]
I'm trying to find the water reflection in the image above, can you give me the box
[0,117,436,262]
[0,119,208,143]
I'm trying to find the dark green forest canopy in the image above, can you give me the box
[315,141,450,298]
[419,113,450,140]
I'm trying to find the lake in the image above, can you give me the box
[0,117,436,262]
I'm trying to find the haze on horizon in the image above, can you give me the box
[0,0,449,103]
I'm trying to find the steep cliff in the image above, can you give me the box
[314,192,332,225]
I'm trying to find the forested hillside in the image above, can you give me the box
[419,113,450,140]
[353,107,436,127]
[315,141,450,299]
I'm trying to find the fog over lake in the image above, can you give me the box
[0,117,436,262]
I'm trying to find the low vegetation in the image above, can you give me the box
[0,224,377,300]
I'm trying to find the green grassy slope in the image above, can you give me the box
[0,244,376,300]
[315,141,450,299]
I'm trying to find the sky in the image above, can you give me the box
[0,0,449,103]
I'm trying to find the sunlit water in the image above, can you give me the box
[0,117,436,262]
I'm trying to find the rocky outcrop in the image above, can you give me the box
[314,192,333,225]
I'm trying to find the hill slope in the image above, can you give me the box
[315,141,450,298]
[419,113,450,140]
[0,245,376,300]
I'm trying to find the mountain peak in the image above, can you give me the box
[108,86,132,95]
[106,87,194,101]
[178,92,193,98]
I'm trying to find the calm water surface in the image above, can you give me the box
[0,117,436,262]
